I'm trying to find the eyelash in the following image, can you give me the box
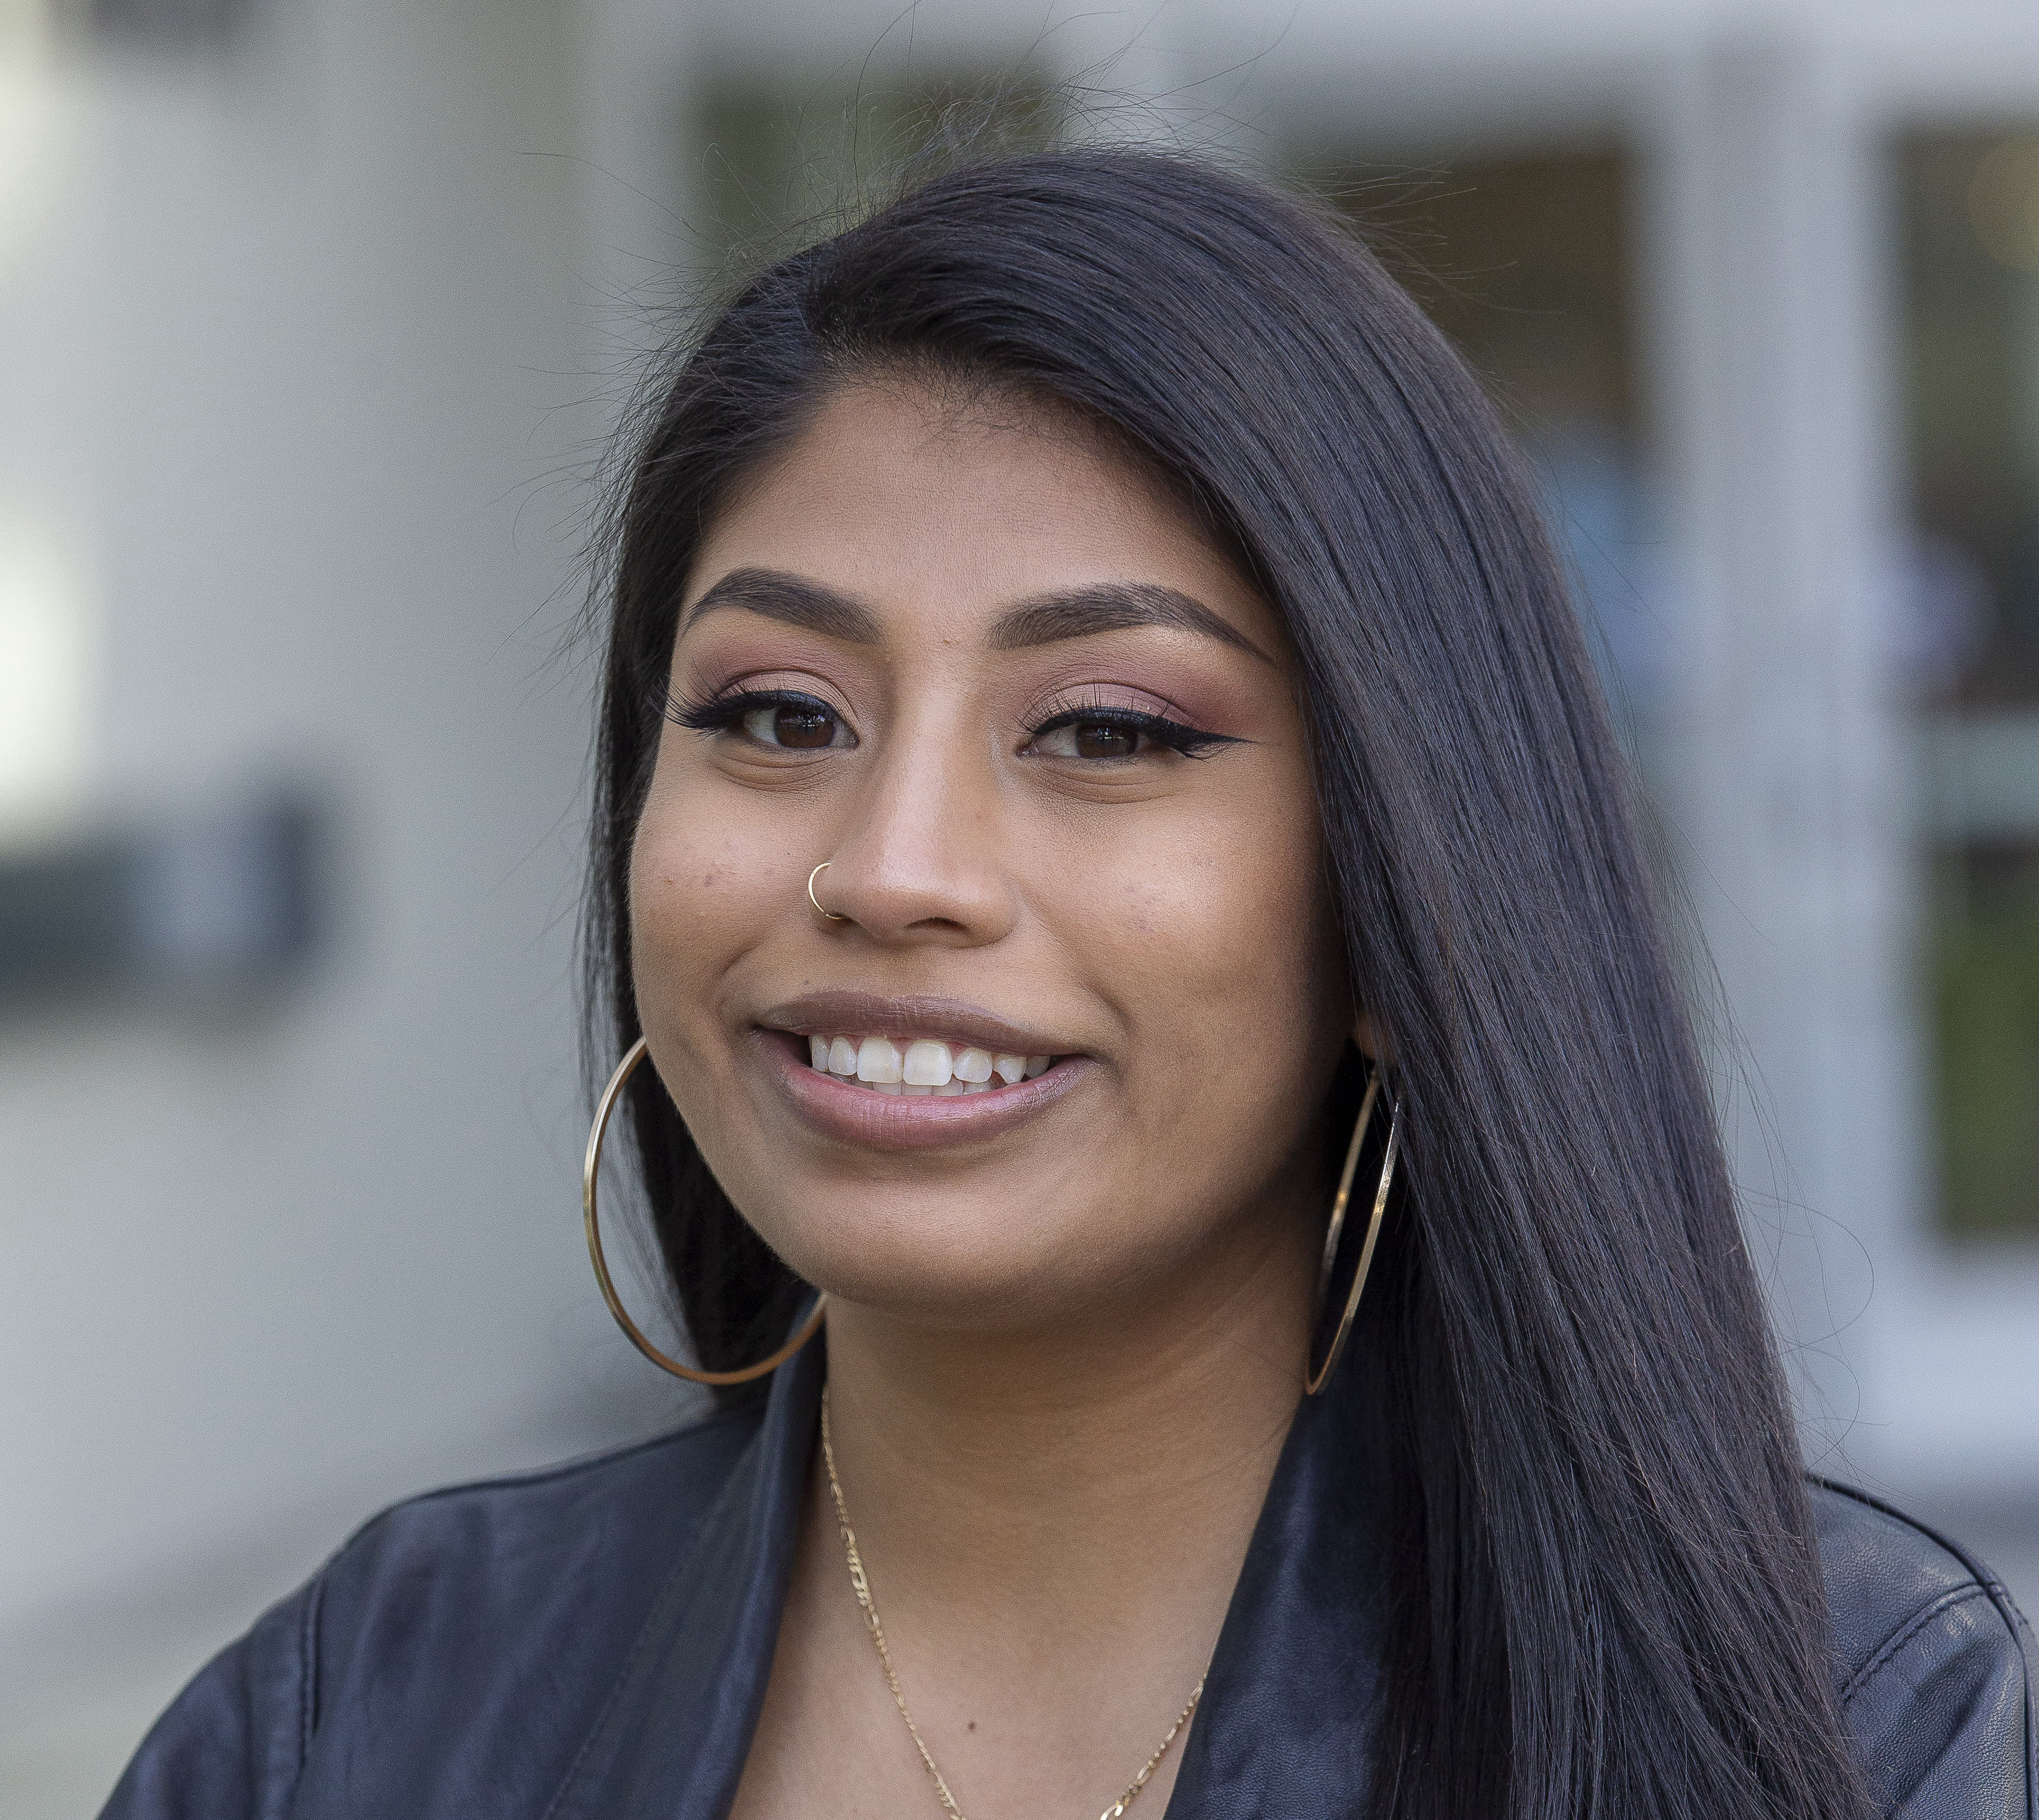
[666,687,843,739]
[1023,703,1236,760]
[665,686,1238,761]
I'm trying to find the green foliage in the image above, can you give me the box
[1935,851,2039,1235]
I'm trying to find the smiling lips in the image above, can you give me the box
[805,1034,1055,1095]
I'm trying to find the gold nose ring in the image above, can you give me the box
[807,862,847,921]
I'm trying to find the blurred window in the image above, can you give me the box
[693,71,1057,266]
[1293,149,1662,782]
[1365,153,1638,440]
[1901,128,2039,1239]
[1302,151,1648,691]
[1336,154,1656,734]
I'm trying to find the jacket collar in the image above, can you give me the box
[1166,1363,1385,1815]
[550,1327,1383,1819]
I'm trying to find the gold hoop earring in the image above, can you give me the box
[1304,1067,1401,1396]
[807,862,846,921]
[583,1036,826,1385]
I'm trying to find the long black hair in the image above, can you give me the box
[584,147,1873,1820]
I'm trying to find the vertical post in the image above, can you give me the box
[1640,33,1916,1472]
[1052,4,1209,148]
[576,0,701,402]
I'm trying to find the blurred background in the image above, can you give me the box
[4,0,2038,1811]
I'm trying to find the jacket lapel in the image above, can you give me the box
[1163,1369,1386,1816]
[545,1334,824,1820]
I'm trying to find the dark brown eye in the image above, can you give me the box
[772,704,837,748]
[1071,719,1138,758]
[740,701,841,748]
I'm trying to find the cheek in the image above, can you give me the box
[1145,807,1343,1218]
[1087,787,1334,1051]
[1017,759,1344,1240]
[1026,781,1340,1277]
[627,761,784,1055]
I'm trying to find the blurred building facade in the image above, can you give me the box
[0,1,681,1809]
[5,0,2039,1812]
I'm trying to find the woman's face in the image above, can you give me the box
[630,379,1352,1332]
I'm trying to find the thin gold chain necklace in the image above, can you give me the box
[819,1389,1205,1820]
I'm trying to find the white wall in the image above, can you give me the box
[0,2,686,1810]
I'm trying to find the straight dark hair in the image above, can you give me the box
[584,146,1873,1820]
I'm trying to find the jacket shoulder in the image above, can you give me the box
[307,1404,763,1710]
[101,1407,763,1820]
[1810,1477,2036,1818]
[324,1403,760,1608]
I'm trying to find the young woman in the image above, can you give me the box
[106,148,2031,1820]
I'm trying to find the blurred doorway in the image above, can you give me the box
[1900,125,2039,1240]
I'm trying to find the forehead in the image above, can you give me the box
[683,379,1283,655]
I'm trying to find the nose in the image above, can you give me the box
[812,718,1017,947]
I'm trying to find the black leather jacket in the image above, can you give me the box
[103,1336,2034,1818]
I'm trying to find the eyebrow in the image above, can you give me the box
[989,582,1271,662]
[681,567,1269,663]
[681,569,881,643]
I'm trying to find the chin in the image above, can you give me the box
[756,1195,1145,1332]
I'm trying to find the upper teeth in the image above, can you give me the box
[805,1034,1053,1095]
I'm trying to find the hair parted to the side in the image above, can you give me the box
[583,146,1874,1820]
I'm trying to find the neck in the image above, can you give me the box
[817,1204,1315,1645]
[735,1200,1321,1820]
